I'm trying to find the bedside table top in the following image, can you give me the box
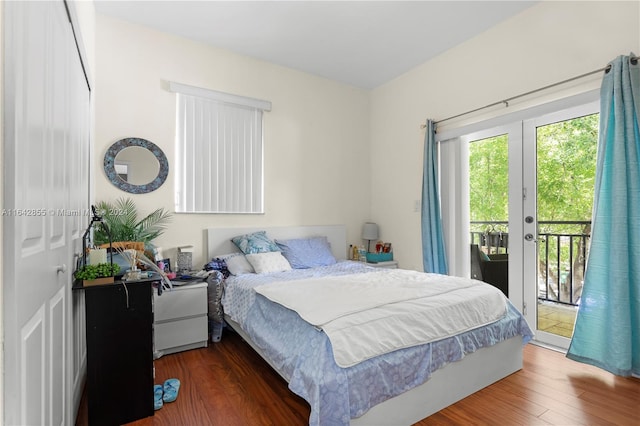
[72,275,161,291]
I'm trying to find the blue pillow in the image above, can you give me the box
[231,231,280,254]
[275,237,336,269]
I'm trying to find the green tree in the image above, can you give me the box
[469,134,508,234]
[536,114,598,233]
[469,114,598,229]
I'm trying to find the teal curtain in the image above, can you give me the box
[567,54,640,376]
[421,120,448,274]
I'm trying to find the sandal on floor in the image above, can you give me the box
[162,378,180,403]
[154,384,164,410]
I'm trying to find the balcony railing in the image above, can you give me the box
[470,220,591,307]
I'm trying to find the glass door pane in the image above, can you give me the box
[523,104,598,349]
[469,135,509,296]
[462,123,520,300]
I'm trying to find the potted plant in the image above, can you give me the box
[93,197,172,250]
[75,263,121,287]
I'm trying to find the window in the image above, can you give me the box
[170,82,271,213]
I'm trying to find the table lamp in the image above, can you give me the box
[361,222,379,253]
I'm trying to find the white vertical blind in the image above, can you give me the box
[173,83,269,214]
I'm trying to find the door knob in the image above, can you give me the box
[524,233,536,242]
[56,264,67,274]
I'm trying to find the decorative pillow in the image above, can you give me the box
[245,252,292,274]
[231,231,280,254]
[275,236,337,269]
[215,253,254,275]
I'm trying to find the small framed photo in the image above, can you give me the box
[158,258,171,273]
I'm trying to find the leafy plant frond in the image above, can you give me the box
[92,197,172,247]
[135,208,172,242]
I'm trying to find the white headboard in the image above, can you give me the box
[206,225,347,260]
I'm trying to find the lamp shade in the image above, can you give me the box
[361,222,379,240]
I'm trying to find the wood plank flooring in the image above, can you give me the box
[75,329,639,426]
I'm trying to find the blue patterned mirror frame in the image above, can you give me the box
[104,137,169,194]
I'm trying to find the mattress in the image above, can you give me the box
[222,261,533,425]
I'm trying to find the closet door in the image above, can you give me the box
[3,1,90,425]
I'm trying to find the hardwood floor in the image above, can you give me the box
[75,329,639,426]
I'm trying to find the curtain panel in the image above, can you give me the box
[567,54,640,377]
[421,120,449,274]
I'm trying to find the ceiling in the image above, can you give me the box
[94,1,536,89]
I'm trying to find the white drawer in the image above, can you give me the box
[154,316,207,352]
[154,282,207,322]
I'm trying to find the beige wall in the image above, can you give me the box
[95,1,640,272]
[370,1,640,271]
[95,15,371,267]
[0,2,4,423]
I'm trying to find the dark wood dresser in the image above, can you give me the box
[74,277,159,425]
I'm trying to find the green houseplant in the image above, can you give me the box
[93,197,172,249]
[75,263,122,280]
[74,262,121,286]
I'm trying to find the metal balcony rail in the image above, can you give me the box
[470,220,591,307]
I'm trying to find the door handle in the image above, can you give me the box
[56,264,67,274]
[524,234,537,242]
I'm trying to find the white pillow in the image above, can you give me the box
[245,252,292,274]
[216,253,255,275]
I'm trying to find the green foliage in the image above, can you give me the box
[74,263,121,280]
[536,114,597,233]
[93,197,172,247]
[469,114,598,233]
[469,134,508,231]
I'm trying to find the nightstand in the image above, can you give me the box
[366,260,399,269]
[74,277,157,425]
[154,281,208,356]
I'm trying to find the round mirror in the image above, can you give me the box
[104,138,168,194]
[114,146,160,185]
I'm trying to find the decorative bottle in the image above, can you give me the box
[358,245,367,262]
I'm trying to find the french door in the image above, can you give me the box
[454,98,599,350]
[522,101,598,349]
[460,123,522,313]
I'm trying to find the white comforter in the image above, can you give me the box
[254,269,508,367]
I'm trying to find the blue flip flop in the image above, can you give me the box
[162,378,180,403]
[154,384,163,410]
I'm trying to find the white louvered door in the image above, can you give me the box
[3,1,90,425]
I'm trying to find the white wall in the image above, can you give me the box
[95,15,371,267]
[0,3,5,423]
[370,1,640,271]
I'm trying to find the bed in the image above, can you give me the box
[206,225,533,426]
